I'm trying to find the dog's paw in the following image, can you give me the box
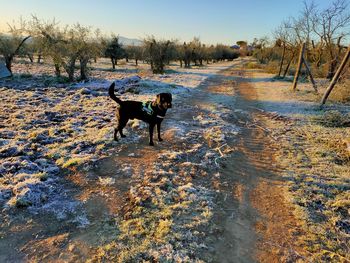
[121,134,126,138]
[149,141,154,146]
[158,137,163,142]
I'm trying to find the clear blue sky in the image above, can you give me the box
[0,0,335,45]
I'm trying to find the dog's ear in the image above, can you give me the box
[167,93,172,100]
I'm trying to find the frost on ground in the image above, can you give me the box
[247,69,350,261]
[91,75,239,261]
[0,79,185,210]
[0,60,234,219]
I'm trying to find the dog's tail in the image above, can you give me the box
[109,82,122,105]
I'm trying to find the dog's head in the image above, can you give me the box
[156,93,172,110]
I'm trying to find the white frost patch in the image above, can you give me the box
[178,183,197,193]
[74,214,90,228]
[98,177,116,186]
[158,151,185,161]
[121,164,132,175]
[129,119,147,130]
[40,199,80,220]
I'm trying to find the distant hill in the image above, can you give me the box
[118,36,143,46]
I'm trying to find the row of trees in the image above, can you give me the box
[253,0,350,80]
[0,17,239,80]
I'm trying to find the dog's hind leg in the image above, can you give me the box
[118,118,128,138]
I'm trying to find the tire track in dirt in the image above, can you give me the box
[207,66,306,262]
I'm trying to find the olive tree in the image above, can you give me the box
[104,36,126,69]
[30,17,100,81]
[0,19,31,73]
[143,36,172,74]
[125,44,144,66]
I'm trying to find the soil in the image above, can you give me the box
[0,59,307,262]
[196,66,306,262]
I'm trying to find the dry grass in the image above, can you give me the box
[246,62,262,69]
[329,80,350,103]
[248,65,350,262]
[312,110,350,127]
[272,122,350,262]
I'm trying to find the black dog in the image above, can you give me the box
[109,82,172,146]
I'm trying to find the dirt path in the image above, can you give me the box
[180,63,305,262]
[0,59,305,262]
[208,67,306,262]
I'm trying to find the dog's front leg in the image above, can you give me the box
[149,123,155,146]
[157,122,163,141]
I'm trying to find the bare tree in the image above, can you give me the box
[312,0,350,78]
[299,1,317,59]
[274,23,296,77]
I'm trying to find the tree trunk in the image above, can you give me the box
[292,43,306,91]
[283,51,296,77]
[315,51,322,68]
[54,63,61,77]
[278,42,286,77]
[303,59,318,93]
[66,64,75,82]
[321,44,350,105]
[63,57,77,82]
[27,54,34,63]
[111,58,115,69]
[5,56,13,73]
[37,54,42,63]
[327,36,345,79]
[8,35,32,72]
[327,59,338,79]
[135,59,138,66]
[3,35,31,73]
[80,57,89,80]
